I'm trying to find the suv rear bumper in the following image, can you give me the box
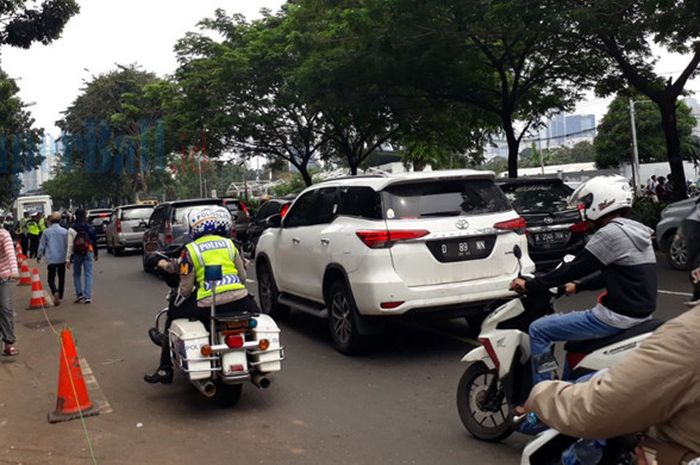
[349,272,528,316]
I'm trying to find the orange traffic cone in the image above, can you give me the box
[48,328,99,423]
[27,269,48,309]
[17,261,31,286]
[14,241,25,262]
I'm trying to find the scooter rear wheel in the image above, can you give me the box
[457,362,513,442]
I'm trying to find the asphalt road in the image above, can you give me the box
[0,251,692,465]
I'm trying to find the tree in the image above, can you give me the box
[53,65,166,206]
[594,94,697,169]
[0,69,43,208]
[570,0,700,200]
[0,0,78,48]
[173,10,325,186]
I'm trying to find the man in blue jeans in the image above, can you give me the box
[510,175,657,385]
[66,209,98,304]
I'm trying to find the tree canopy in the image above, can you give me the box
[0,0,78,48]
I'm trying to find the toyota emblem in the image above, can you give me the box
[455,219,470,230]
[544,217,554,225]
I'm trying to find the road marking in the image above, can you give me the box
[658,289,693,297]
[80,358,113,415]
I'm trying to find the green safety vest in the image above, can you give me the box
[39,217,46,232]
[185,235,244,302]
[27,220,40,235]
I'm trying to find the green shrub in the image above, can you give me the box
[631,197,667,229]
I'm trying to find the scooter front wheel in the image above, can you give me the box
[456,362,513,442]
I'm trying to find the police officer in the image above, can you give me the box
[144,206,259,384]
[26,213,41,258]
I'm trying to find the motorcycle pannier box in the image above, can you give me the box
[169,320,211,381]
[250,314,282,373]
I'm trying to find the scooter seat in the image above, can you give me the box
[564,318,665,354]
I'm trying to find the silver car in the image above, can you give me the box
[106,204,154,256]
[655,197,697,270]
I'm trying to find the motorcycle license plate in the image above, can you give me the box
[223,319,252,331]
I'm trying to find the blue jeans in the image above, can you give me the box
[72,253,94,299]
[529,310,621,384]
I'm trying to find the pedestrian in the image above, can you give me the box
[26,212,41,258]
[0,221,19,356]
[66,209,98,304]
[656,176,671,203]
[37,212,68,306]
[16,212,29,257]
[647,174,657,194]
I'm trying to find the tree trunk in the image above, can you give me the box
[297,164,313,186]
[503,118,520,178]
[413,159,427,171]
[349,159,359,176]
[659,99,688,201]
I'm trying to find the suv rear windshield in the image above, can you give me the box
[381,179,509,219]
[174,203,224,225]
[500,182,573,214]
[121,207,153,220]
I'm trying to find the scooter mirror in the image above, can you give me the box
[513,245,522,260]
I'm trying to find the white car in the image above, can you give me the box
[255,169,535,354]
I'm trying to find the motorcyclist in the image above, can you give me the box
[524,305,700,463]
[144,206,259,384]
[510,175,657,385]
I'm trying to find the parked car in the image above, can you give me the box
[247,198,293,256]
[255,169,536,354]
[222,198,252,241]
[656,197,697,270]
[141,198,225,270]
[105,204,154,256]
[86,208,113,248]
[497,177,589,270]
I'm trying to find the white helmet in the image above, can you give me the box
[186,206,233,240]
[568,175,633,221]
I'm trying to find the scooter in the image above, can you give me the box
[148,252,284,407]
[456,245,664,442]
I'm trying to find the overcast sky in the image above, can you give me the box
[1,0,698,140]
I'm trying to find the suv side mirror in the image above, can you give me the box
[266,214,282,228]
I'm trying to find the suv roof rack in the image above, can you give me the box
[320,173,390,182]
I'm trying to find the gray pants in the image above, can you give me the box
[0,280,15,344]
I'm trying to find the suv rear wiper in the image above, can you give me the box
[420,210,462,217]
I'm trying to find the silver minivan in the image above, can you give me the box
[106,204,155,256]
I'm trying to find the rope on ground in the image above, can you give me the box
[40,300,99,465]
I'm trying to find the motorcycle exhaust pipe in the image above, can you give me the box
[251,374,271,389]
[192,379,217,398]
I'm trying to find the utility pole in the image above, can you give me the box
[629,98,642,195]
[197,151,203,198]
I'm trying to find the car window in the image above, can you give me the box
[256,203,271,220]
[121,207,153,220]
[149,206,167,228]
[268,202,282,215]
[339,187,382,220]
[284,191,317,227]
[174,205,224,226]
[382,179,510,219]
[310,188,338,225]
[500,182,573,214]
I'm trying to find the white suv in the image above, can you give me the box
[255,169,535,354]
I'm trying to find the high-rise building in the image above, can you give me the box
[20,135,58,193]
[685,97,700,137]
[543,112,596,147]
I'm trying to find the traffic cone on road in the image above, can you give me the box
[14,241,25,263]
[27,269,48,309]
[48,328,99,423]
[17,261,31,286]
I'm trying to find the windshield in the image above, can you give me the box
[381,179,510,219]
[121,207,153,220]
[500,182,573,213]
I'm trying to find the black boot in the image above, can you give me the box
[144,367,173,384]
[148,327,164,347]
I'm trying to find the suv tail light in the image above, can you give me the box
[569,221,589,233]
[356,229,429,249]
[239,202,250,219]
[280,203,290,218]
[164,221,173,244]
[494,217,527,235]
[115,219,122,233]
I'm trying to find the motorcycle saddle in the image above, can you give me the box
[564,318,665,354]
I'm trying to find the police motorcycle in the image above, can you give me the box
[147,249,284,407]
[456,245,664,442]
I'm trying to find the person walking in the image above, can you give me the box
[66,209,98,304]
[38,213,68,306]
[0,222,19,356]
[26,212,41,258]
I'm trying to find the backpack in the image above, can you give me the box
[73,229,90,256]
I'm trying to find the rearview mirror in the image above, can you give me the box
[513,245,522,260]
[266,214,282,228]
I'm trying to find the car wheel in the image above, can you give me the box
[456,362,513,442]
[106,240,113,255]
[257,262,289,319]
[213,382,243,408]
[326,280,375,355]
[666,233,688,270]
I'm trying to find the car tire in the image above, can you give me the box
[665,233,689,270]
[257,262,289,319]
[456,362,513,442]
[106,241,113,255]
[326,280,375,356]
[213,382,243,408]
